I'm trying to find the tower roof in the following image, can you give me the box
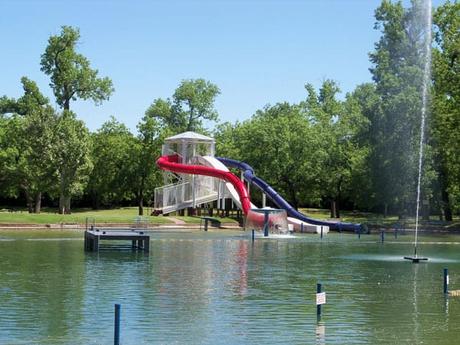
[165,131,214,143]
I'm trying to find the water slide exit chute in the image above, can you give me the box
[216,157,363,233]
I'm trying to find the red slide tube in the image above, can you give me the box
[156,154,252,214]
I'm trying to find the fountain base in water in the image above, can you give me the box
[404,256,429,263]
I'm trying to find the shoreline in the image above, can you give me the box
[0,222,243,231]
[1,222,460,234]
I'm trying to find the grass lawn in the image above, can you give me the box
[1,205,457,229]
[299,208,460,229]
[0,207,239,225]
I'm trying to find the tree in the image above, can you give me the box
[52,111,92,214]
[87,117,136,208]
[129,115,166,215]
[0,77,56,213]
[432,1,460,218]
[145,79,220,133]
[368,0,434,217]
[40,26,114,112]
[302,80,369,218]
[217,102,323,209]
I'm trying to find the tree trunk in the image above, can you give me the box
[58,194,65,214]
[59,194,71,214]
[289,186,298,210]
[422,200,430,221]
[330,199,340,218]
[64,98,70,111]
[438,164,453,221]
[64,196,71,214]
[24,190,34,213]
[138,192,144,216]
[441,187,452,221]
[34,192,42,214]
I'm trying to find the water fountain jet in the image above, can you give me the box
[404,0,432,263]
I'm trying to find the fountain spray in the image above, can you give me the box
[405,0,431,263]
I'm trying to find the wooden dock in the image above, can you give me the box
[84,229,150,252]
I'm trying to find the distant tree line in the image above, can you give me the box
[1,1,459,220]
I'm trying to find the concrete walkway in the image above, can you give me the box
[166,217,187,225]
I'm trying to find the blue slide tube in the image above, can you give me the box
[217,157,364,232]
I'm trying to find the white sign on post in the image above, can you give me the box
[316,292,326,305]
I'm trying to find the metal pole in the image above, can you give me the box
[114,304,121,345]
[251,229,255,242]
[263,212,269,237]
[317,283,322,317]
[381,230,384,243]
[320,226,323,239]
[444,268,449,295]
[301,223,304,233]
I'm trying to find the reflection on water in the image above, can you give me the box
[0,231,460,344]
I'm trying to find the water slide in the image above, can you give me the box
[156,154,252,214]
[217,157,363,232]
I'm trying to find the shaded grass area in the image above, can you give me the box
[0,207,239,225]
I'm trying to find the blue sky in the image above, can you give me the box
[1,0,442,132]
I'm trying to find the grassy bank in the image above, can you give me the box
[0,207,239,225]
[299,208,460,230]
[1,206,458,230]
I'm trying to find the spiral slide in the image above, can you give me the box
[217,157,362,233]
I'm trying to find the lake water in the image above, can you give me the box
[1,229,460,345]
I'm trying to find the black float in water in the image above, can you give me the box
[404,244,428,263]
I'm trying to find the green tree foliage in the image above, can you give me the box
[52,111,92,214]
[216,102,321,209]
[368,0,434,217]
[302,81,370,217]
[0,78,56,213]
[145,79,220,132]
[40,26,114,111]
[130,114,166,215]
[87,117,136,209]
[215,81,368,218]
[432,1,460,218]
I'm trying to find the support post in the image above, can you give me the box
[444,268,449,295]
[251,229,255,242]
[145,237,150,252]
[320,226,323,239]
[262,193,266,208]
[263,212,269,237]
[381,230,384,243]
[114,304,121,345]
[301,223,304,233]
[192,175,196,208]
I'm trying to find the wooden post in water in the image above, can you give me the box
[114,304,121,345]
